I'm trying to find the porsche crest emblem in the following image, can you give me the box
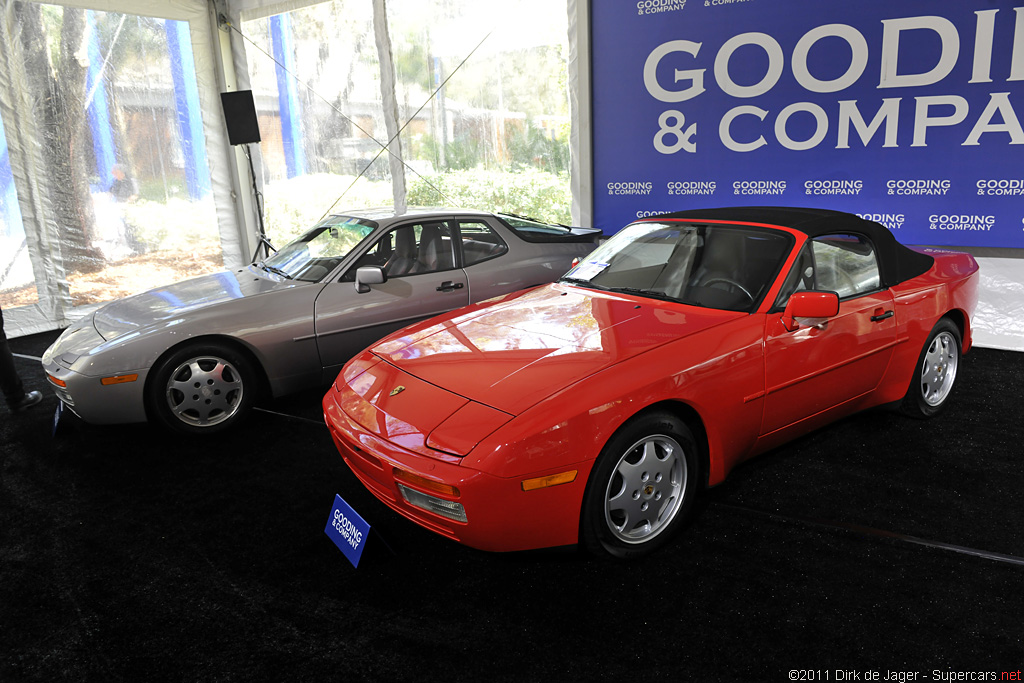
[389,385,406,397]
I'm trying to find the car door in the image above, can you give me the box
[454,218,512,302]
[313,219,469,378]
[761,233,897,436]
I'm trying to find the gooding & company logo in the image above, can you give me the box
[857,213,905,230]
[608,181,653,195]
[929,214,996,232]
[668,180,716,196]
[976,179,1024,196]
[637,0,686,16]
[805,180,862,196]
[733,180,786,196]
[887,179,951,196]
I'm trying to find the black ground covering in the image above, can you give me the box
[2,330,1022,681]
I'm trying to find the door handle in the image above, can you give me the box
[870,310,894,322]
[436,281,465,292]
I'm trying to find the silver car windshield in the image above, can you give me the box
[261,216,377,282]
[560,221,791,312]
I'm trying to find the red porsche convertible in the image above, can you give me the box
[322,207,979,558]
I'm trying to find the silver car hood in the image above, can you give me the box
[92,266,295,340]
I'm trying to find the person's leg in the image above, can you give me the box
[0,307,28,406]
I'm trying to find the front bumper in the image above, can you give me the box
[322,386,587,553]
[41,321,149,425]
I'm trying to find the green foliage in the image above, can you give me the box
[262,173,394,244]
[120,169,571,259]
[261,169,573,242]
[407,169,571,225]
[443,135,484,172]
[442,45,570,119]
[505,121,570,174]
[395,41,431,90]
[121,198,219,253]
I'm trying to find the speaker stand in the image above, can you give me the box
[243,144,275,263]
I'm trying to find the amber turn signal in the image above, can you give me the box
[521,470,578,492]
[46,374,67,388]
[393,468,460,498]
[100,374,139,386]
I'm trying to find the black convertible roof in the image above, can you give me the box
[651,206,934,288]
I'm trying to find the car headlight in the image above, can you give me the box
[393,468,467,523]
[397,484,468,523]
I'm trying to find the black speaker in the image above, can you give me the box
[220,90,261,146]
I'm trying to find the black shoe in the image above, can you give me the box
[11,390,43,413]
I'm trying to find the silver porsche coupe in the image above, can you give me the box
[42,208,600,434]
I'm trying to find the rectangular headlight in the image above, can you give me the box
[397,483,468,523]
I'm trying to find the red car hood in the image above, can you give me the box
[370,284,742,416]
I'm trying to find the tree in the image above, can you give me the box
[16,3,102,272]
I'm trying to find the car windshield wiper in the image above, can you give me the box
[559,277,611,291]
[608,286,681,303]
[260,262,293,279]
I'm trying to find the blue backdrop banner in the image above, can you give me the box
[592,0,1024,247]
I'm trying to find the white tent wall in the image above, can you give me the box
[0,0,247,337]
[961,251,1024,352]
[567,0,591,231]
[0,2,66,336]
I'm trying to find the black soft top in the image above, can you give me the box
[650,206,934,289]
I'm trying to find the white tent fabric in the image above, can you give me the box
[0,2,64,336]
[371,0,405,214]
[0,0,244,336]
[972,256,1024,351]
[230,0,324,22]
[567,0,591,230]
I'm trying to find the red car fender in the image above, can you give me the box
[464,312,768,490]
[872,251,978,405]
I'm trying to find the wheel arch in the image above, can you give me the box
[942,308,969,351]
[577,398,708,558]
[142,334,271,420]
[619,399,712,490]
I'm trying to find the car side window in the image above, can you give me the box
[459,221,508,267]
[774,234,881,308]
[342,221,456,280]
[811,233,881,299]
[773,243,814,309]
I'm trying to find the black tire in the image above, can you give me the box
[147,342,256,435]
[900,318,961,419]
[580,411,698,559]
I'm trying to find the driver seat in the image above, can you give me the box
[415,222,451,273]
[690,229,748,291]
[384,227,417,276]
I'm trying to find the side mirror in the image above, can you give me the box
[781,290,839,331]
[354,266,387,294]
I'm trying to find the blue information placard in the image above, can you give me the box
[324,494,371,568]
[592,0,1024,247]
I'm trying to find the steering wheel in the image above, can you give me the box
[701,277,754,302]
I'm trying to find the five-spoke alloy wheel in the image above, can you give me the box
[148,342,257,435]
[582,411,698,559]
[901,318,962,419]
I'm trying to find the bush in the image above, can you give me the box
[407,169,572,225]
[262,173,393,244]
[121,197,219,253]
[123,169,573,259]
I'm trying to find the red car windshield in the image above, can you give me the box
[562,221,792,312]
